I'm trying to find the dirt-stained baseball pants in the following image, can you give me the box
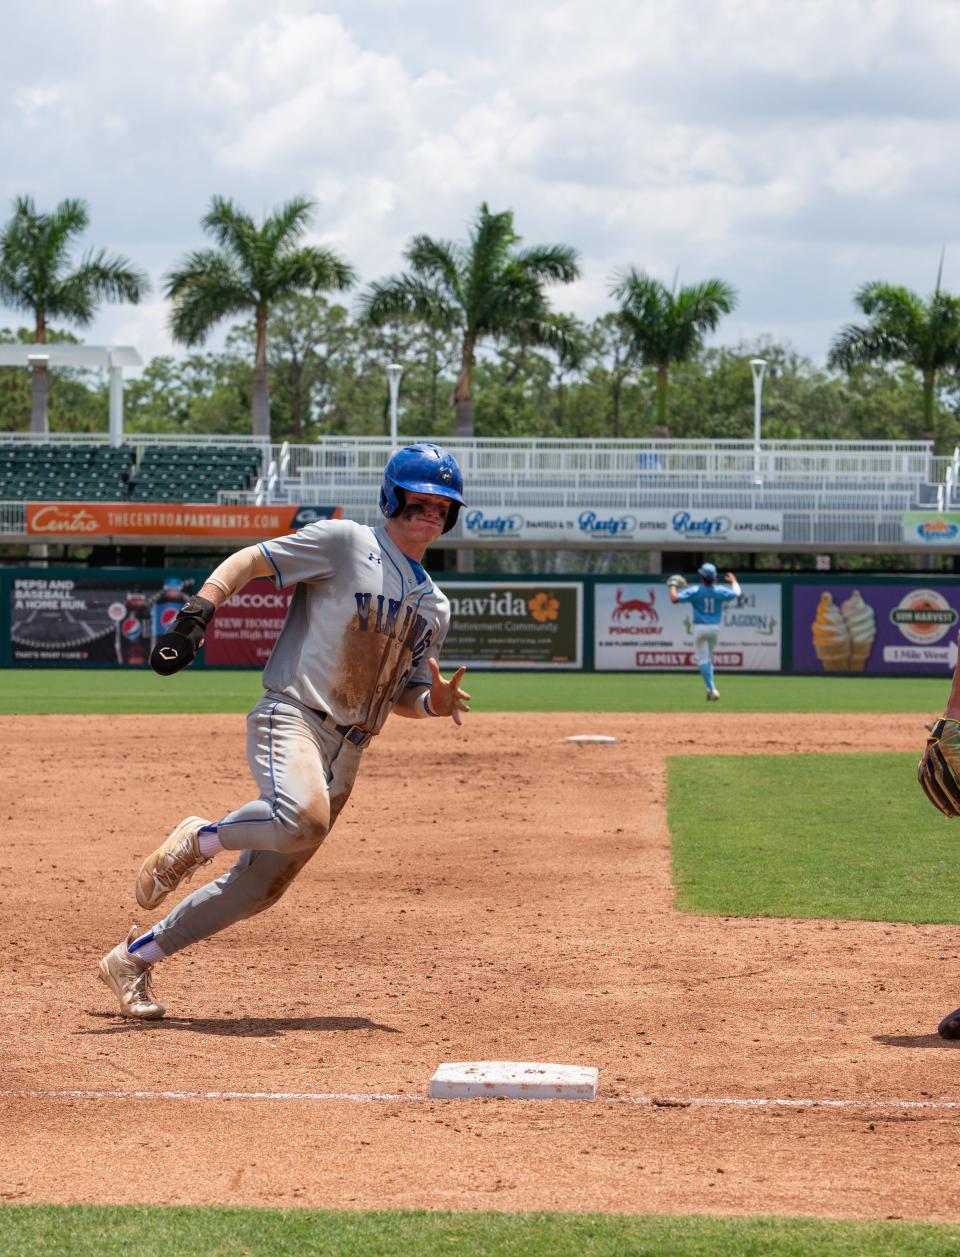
[151,693,362,957]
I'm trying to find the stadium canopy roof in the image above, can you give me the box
[0,344,143,444]
[0,344,141,368]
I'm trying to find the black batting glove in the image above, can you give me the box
[150,595,217,676]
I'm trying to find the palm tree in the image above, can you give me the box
[164,196,356,438]
[610,268,738,427]
[828,278,960,441]
[358,202,581,437]
[0,196,149,433]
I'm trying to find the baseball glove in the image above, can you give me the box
[665,574,687,590]
[918,718,960,817]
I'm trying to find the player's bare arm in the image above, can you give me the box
[394,659,471,725]
[200,544,275,607]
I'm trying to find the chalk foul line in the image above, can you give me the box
[1,1088,959,1110]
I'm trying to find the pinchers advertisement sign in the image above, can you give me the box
[593,581,782,672]
[793,584,960,674]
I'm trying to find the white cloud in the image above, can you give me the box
[0,0,959,368]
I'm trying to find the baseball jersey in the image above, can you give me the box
[259,519,449,732]
[675,582,738,625]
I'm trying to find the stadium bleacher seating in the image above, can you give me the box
[0,443,133,501]
[129,445,260,502]
[0,443,261,503]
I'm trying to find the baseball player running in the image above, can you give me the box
[98,443,470,1019]
[667,562,742,701]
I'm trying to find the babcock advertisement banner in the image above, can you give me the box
[793,583,960,675]
[460,506,783,545]
[594,581,782,672]
[443,582,582,668]
[203,579,293,666]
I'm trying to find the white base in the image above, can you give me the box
[428,1060,599,1101]
[564,734,618,745]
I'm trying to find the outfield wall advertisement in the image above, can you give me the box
[7,572,292,667]
[593,581,782,672]
[442,582,582,668]
[793,582,960,674]
[9,572,200,665]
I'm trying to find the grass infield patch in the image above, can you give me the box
[668,752,960,922]
[0,668,949,715]
[5,1207,960,1257]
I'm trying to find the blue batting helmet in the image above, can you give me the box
[698,562,718,583]
[379,443,466,534]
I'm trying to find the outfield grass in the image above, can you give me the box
[5,1206,960,1257]
[0,668,949,715]
[668,752,959,922]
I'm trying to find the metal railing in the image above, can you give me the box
[0,434,957,550]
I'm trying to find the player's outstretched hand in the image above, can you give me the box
[428,657,471,726]
[723,571,736,583]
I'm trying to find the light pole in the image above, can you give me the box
[387,363,403,452]
[750,357,767,485]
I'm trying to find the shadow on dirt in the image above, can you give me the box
[79,1013,400,1037]
[872,1033,958,1049]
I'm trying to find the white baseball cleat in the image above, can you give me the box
[136,815,212,910]
[98,925,165,1020]
[706,688,720,702]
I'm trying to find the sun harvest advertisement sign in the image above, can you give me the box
[25,502,340,540]
[443,582,582,668]
[594,582,782,672]
[793,583,960,674]
[459,506,783,545]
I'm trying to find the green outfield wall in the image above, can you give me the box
[3,566,960,676]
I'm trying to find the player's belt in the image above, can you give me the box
[316,712,373,748]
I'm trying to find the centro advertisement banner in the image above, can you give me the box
[594,581,782,672]
[443,582,582,668]
[793,583,960,674]
[901,512,960,546]
[25,502,340,540]
[460,506,783,545]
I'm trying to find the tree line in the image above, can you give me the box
[2,194,960,451]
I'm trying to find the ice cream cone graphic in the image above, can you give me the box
[811,591,850,671]
[840,590,876,672]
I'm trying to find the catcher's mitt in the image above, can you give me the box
[918,718,960,817]
[665,574,687,590]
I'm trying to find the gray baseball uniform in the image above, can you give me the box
[151,519,450,958]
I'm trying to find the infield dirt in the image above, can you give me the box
[3,710,960,1219]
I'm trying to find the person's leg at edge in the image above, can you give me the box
[100,699,359,1016]
[695,633,714,694]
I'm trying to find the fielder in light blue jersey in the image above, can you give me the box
[668,562,742,702]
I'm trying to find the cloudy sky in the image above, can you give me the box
[1,0,957,369]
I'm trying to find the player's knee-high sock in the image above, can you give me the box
[699,659,715,692]
[127,929,166,965]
